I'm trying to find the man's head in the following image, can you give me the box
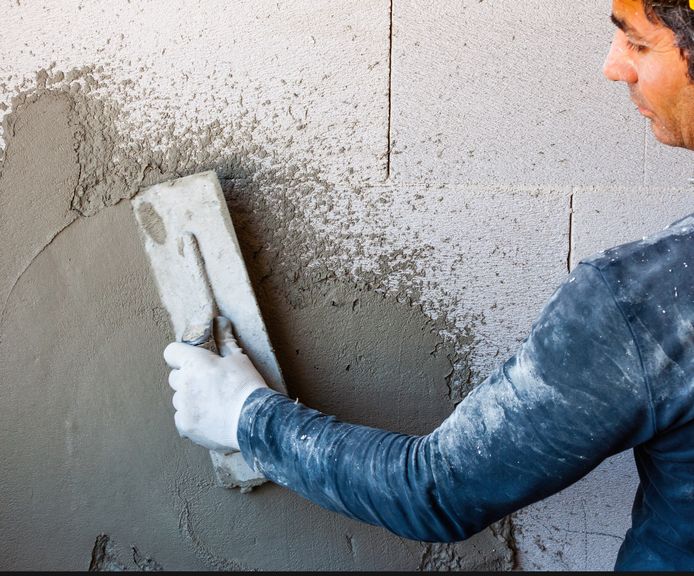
[603,0,694,150]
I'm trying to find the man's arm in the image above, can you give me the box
[237,262,655,541]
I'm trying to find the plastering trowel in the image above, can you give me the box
[130,171,286,493]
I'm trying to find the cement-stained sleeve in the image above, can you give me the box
[238,262,654,542]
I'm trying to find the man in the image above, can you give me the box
[164,0,694,570]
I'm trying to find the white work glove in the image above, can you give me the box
[163,316,269,452]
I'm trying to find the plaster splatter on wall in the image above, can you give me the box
[0,70,508,570]
[0,67,477,395]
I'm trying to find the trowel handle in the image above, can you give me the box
[181,322,218,354]
[179,233,219,354]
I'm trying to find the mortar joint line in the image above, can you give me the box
[385,0,394,182]
[567,189,574,273]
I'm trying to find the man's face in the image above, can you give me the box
[603,0,694,150]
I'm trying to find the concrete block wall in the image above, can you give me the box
[1,0,692,570]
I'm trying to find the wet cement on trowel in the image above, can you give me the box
[0,71,512,571]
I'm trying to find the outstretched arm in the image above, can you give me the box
[237,263,654,541]
[165,263,654,542]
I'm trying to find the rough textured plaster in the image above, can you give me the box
[0,0,391,187]
[0,75,511,570]
[419,519,515,571]
[89,534,164,572]
[571,185,694,270]
[390,0,691,187]
[514,451,640,571]
[331,183,570,390]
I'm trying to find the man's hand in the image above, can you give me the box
[163,316,269,452]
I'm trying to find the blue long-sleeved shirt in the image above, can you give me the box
[238,213,694,571]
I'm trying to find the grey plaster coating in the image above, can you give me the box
[0,73,510,570]
[256,270,456,435]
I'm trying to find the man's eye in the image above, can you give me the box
[626,39,647,53]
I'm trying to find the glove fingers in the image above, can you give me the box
[168,369,183,391]
[213,315,242,357]
[172,391,184,411]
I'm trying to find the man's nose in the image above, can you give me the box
[603,32,638,83]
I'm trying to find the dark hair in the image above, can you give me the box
[642,1,694,80]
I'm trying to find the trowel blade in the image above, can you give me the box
[130,170,285,491]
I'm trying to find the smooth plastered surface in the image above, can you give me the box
[2,1,693,571]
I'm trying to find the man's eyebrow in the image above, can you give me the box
[611,13,645,39]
